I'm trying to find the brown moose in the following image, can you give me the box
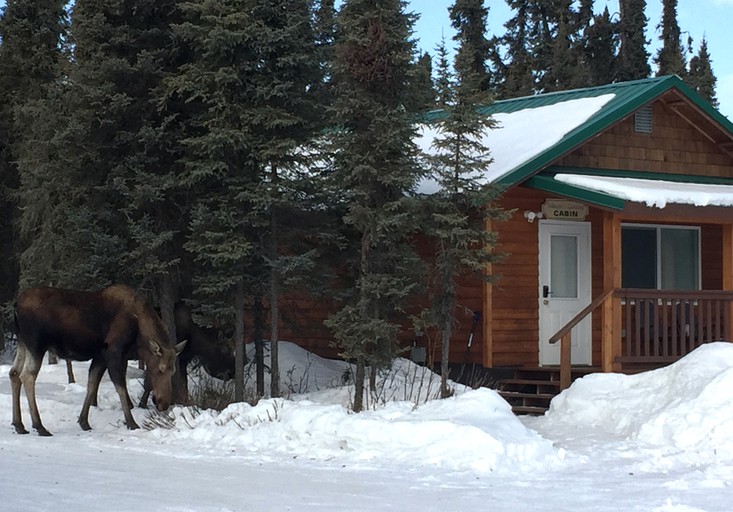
[10,285,186,436]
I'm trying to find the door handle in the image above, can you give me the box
[542,285,550,298]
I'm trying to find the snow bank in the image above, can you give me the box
[544,342,733,465]
[150,387,563,473]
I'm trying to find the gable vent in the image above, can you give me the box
[634,105,653,133]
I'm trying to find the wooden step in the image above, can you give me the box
[510,405,549,416]
[499,391,556,401]
[496,366,599,415]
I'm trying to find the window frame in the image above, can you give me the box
[620,223,701,290]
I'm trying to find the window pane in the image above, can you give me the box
[551,235,578,298]
[660,228,699,290]
[622,227,656,288]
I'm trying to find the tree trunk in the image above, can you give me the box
[269,206,280,398]
[234,280,246,402]
[440,323,452,398]
[253,294,265,399]
[440,278,455,399]
[353,356,366,412]
[159,273,188,404]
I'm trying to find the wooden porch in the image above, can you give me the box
[500,289,733,414]
[551,288,733,389]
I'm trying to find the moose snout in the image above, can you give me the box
[155,397,170,411]
[150,392,171,412]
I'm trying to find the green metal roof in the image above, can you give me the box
[424,75,733,189]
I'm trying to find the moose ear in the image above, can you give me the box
[148,339,163,356]
[174,340,188,355]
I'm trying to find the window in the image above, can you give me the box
[621,224,700,290]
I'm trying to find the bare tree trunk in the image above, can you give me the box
[440,278,455,399]
[253,294,265,399]
[353,356,365,412]
[269,212,280,398]
[369,365,377,393]
[440,325,452,398]
[234,280,246,403]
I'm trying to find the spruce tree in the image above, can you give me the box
[617,0,651,81]
[169,0,263,402]
[411,52,437,111]
[325,0,424,413]
[449,0,492,92]
[541,0,578,92]
[687,37,717,107]
[51,0,185,343]
[497,1,534,98]
[313,0,336,114]
[423,38,505,397]
[583,8,617,86]
[654,0,686,77]
[434,38,454,107]
[0,0,68,334]
[5,0,87,290]
[245,0,321,398]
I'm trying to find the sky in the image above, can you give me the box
[3,339,733,511]
[408,0,733,120]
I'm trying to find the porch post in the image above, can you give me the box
[602,212,622,372]
[723,224,733,342]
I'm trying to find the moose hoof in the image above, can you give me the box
[12,423,29,435]
[78,419,92,431]
[35,426,53,437]
[126,421,140,431]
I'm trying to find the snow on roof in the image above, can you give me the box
[415,93,616,193]
[555,173,733,208]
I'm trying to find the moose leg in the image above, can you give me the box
[106,358,139,430]
[20,352,51,436]
[10,345,29,435]
[78,356,107,431]
[138,373,151,409]
[66,360,76,384]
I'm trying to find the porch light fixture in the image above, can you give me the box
[524,210,544,223]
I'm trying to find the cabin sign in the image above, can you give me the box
[541,199,589,220]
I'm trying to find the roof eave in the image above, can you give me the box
[523,174,627,211]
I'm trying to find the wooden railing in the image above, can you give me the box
[548,288,615,390]
[549,288,733,391]
[616,289,733,365]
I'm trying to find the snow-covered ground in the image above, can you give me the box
[2,341,733,511]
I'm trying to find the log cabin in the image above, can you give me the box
[279,75,733,409]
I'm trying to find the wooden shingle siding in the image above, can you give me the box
[557,101,733,176]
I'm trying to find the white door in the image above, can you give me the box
[538,221,592,366]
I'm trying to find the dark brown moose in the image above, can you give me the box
[10,285,186,436]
